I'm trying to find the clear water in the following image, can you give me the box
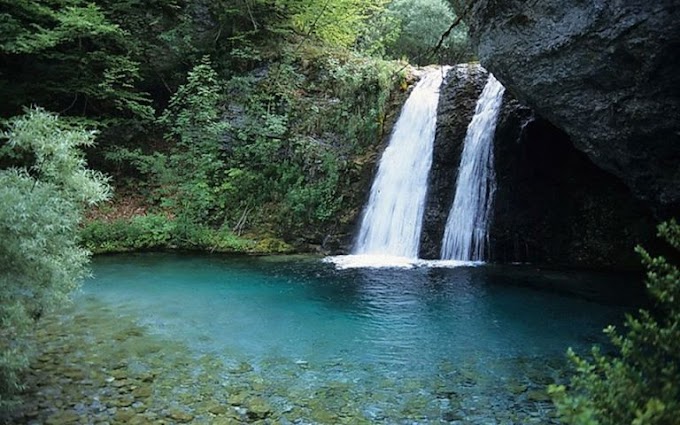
[442,74,505,261]
[354,67,449,258]
[81,253,631,424]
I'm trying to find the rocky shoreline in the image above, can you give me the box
[9,296,570,425]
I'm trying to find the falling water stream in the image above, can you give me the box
[353,67,449,259]
[441,74,505,261]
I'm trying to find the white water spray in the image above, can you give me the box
[441,73,505,261]
[353,67,449,259]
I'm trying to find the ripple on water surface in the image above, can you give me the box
[72,253,634,424]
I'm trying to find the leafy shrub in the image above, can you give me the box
[0,108,109,410]
[549,220,680,425]
[80,214,266,254]
[80,214,173,252]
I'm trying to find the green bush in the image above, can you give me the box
[0,108,109,410]
[80,214,173,252]
[80,214,270,254]
[549,220,680,425]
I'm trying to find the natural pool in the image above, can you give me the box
[22,253,638,425]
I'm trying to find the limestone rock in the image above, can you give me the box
[465,0,680,214]
[420,63,487,259]
[424,65,657,268]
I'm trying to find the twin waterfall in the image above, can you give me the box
[353,68,505,263]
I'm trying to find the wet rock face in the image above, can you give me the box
[420,64,488,259]
[424,65,657,268]
[490,96,657,268]
[465,0,680,214]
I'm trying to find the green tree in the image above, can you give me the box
[158,56,231,224]
[0,0,152,120]
[0,108,110,409]
[550,220,680,425]
[271,0,388,47]
[384,0,473,65]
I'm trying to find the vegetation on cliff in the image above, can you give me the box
[1,0,470,254]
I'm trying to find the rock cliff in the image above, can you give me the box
[420,64,487,258]
[464,0,680,215]
[422,64,657,268]
[490,95,657,268]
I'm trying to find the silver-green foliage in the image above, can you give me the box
[0,108,110,409]
[550,220,680,425]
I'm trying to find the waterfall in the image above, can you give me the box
[441,74,505,261]
[353,67,449,258]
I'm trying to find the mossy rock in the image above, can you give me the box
[228,391,250,406]
[252,237,294,254]
[45,411,80,425]
[167,408,194,422]
[246,397,273,419]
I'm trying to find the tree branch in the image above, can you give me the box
[432,0,474,54]
[390,0,474,80]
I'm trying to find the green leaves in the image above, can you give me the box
[550,220,680,425]
[0,108,110,409]
[382,0,473,65]
[157,57,231,224]
[3,108,111,203]
[0,0,151,120]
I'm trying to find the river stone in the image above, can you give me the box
[230,361,254,374]
[62,369,85,380]
[138,372,155,382]
[114,396,135,408]
[114,409,136,422]
[526,389,552,403]
[45,410,80,425]
[507,382,528,395]
[168,408,194,422]
[246,397,273,419]
[132,384,152,399]
[211,416,242,425]
[206,401,228,415]
[463,0,680,214]
[113,379,129,388]
[228,391,249,406]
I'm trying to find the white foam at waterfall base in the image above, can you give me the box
[352,67,450,258]
[441,73,505,261]
[323,255,482,270]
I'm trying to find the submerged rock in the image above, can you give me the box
[45,410,80,425]
[167,408,194,422]
[246,396,273,419]
[464,0,680,214]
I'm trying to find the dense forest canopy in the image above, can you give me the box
[0,0,471,119]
